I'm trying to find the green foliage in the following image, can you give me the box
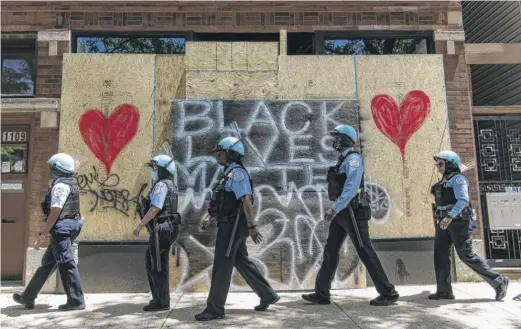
[1,147,24,161]
[324,39,421,55]
[78,37,185,54]
[1,59,36,95]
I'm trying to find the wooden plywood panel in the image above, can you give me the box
[154,55,185,155]
[356,55,450,238]
[186,42,216,71]
[216,43,232,71]
[278,56,356,99]
[231,42,248,71]
[60,54,156,240]
[248,42,278,71]
[186,71,278,99]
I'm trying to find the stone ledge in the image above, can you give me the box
[37,30,71,42]
[434,30,466,42]
[25,247,58,293]
[1,98,60,112]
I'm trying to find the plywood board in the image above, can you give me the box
[186,42,278,72]
[231,42,248,70]
[186,71,278,99]
[216,43,232,71]
[356,55,450,238]
[154,55,185,155]
[60,54,186,241]
[278,56,357,99]
[186,42,216,71]
[247,42,278,71]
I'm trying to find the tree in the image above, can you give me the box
[78,37,185,54]
[1,59,35,95]
[324,38,421,55]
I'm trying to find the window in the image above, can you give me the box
[315,32,434,55]
[74,33,189,54]
[287,33,314,55]
[1,145,28,174]
[1,40,36,97]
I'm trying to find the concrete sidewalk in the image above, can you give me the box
[1,282,520,329]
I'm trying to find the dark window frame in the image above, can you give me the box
[71,31,193,54]
[193,32,280,42]
[1,38,37,98]
[314,31,435,55]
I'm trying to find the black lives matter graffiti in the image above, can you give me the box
[170,100,391,292]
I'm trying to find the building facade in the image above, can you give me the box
[2,1,517,293]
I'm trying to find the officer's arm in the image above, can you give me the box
[241,196,256,228]
[448,175,470,218]
[44,183,71,233]
[232,169,257,228]
[139,182,167,227]
[331,155,364,214]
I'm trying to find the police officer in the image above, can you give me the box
[13,153,85,311]
[134,155,181,312]
[430,150,509,301]
[302,125,399,306]
[195,137,279,321]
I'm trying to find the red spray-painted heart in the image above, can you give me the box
[370,90,431,161]
[78,104,140,175]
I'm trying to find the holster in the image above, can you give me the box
[434,209,449,222]
[349,191,371,221]
[157,212,182,232]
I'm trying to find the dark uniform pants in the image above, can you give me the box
[146,222,179,307]
[315,209,397,299]
[205,221,277,315]
[22,218,85,306]
[434,219,505,294]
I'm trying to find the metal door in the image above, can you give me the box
[1,126,30,280]
[473,116,521,267]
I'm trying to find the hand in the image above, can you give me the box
[324,208,336,222]
[201,215,212,229]
[249,227,263,244]
[439,216,453,230]
[34,233,45,250]
[134,224,143,236]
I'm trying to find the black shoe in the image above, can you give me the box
[12,293,34,310]
[495,277,509,301]
[370,294,399,306]
[254,295,280,311]
[58,303,86,311]
[195,311,225,321]
[301,293,331,305]
[143,303,170,312]
[428,292,455,300]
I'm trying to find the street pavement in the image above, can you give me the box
[1,282,520,329]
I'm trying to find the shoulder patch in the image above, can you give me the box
[233,169,245,182]
[153,182,167,195]
[455,176,467,185]
[349,159,360,168]
[53,187,67,198]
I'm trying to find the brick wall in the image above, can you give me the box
[1,0,479,240]
[27,114,60,246]
[1,1,455,33]
[36,41,69,98]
